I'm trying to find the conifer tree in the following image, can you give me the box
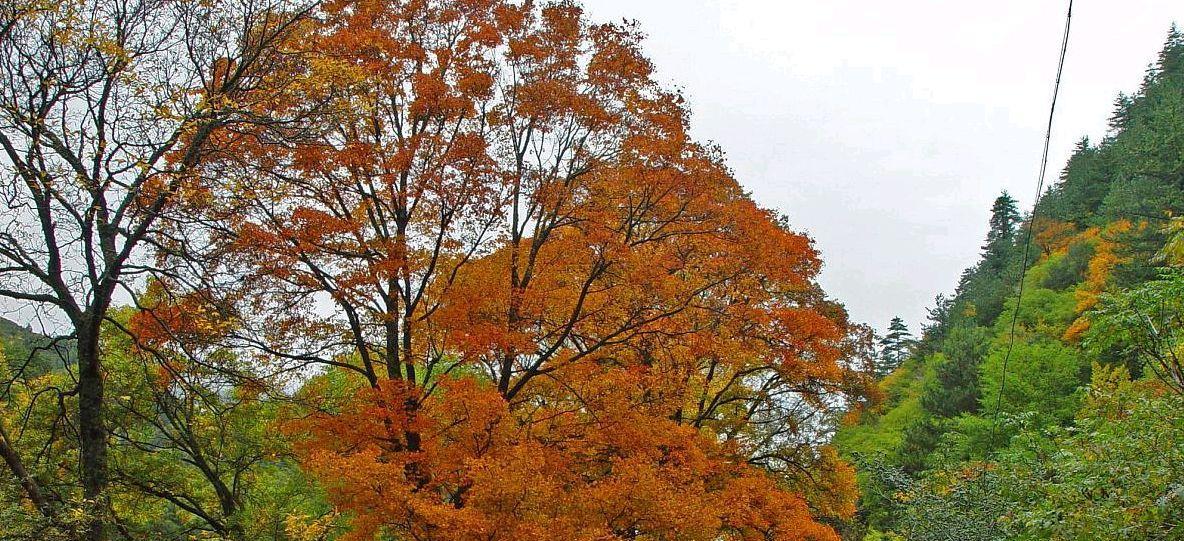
[1156,23,1184,77]
[876,316,914,377]
[920,326,990,418]
[982,191,1021,271]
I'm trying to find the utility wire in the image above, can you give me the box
[989,0,1074,446]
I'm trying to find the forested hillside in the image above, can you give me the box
[835,28,1184,541]
[0,317,69,378]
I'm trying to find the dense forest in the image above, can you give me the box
[835,27,1184,541]
[1,1,1182,540]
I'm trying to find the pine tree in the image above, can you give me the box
[1109,94,1134,132]
[920,326,990,417]
[982,191,1021,270]
[1157,23,1184,77]
[876,316,914,377]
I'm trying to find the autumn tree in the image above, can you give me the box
[174,1,875,539]
[0,1,315,538]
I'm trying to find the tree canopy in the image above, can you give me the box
[0,1,873,540]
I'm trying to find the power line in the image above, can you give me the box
[989,0,1074,446]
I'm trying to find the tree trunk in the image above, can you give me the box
[76,320,107,541]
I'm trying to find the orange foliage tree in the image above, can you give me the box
[184,1,876,539]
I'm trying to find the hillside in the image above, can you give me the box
[835,28,1184,541]
[0,317,68,378]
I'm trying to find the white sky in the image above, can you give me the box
[581,0,1184,334]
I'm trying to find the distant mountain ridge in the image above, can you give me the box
[0,316,71,377]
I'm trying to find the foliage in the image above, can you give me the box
[0,318,69,378]
[1040,240,1093,290]
[876,317,915,377]
[836,28,1184,539]
[0,0,873,535]
[295,376,842,541]
[0,2,318,539]
[920,326,990,418]
[1089,270,1184,394]
[1,311,333,541]
[0,344,92,541]
[979,338,1088,426]
[993,365,1184,540]
[983,192,1022,271]
[856,459,1009,541]
[157,1,878,539]
[5,2,1184,540]
[868,366,1184,541]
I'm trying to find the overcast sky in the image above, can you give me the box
[580,0,1184,334]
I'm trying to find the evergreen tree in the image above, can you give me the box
[982,191,1021,271]
[876,316,914,377]
[922,294,953,336]
[920,326,990,418]
[1040,138,1113,224]
[944,192,1023,328]
[1109,94,1134,133]
[896,418,942,474]
[1156,23,1184,78]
